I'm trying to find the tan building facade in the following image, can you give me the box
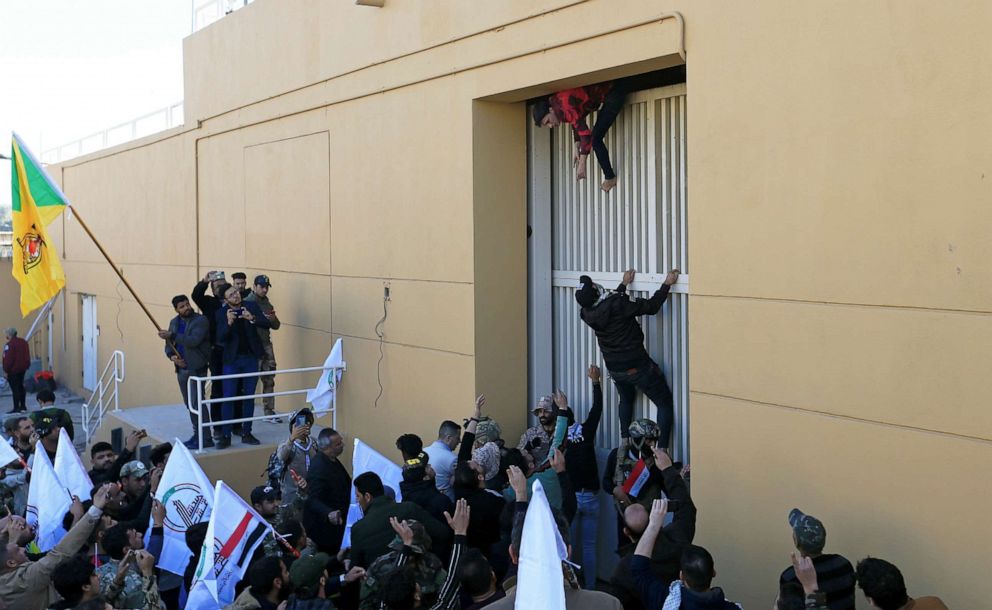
[38,1,990,607]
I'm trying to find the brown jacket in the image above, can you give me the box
[487,585,623,610]
[0,508,101,610]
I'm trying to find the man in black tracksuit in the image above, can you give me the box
[191,271,227,431]
[575,268,680,448]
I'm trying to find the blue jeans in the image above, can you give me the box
[222,355,258,437]
[570,491,600,589]
[610,360,674,447]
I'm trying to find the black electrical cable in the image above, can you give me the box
[373,295,388,408]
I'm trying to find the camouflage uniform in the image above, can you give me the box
[262,489,309,558]
[96,561,165,610]
[359,522,447,610]
[612,419,666,510]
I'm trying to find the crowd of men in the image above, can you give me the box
[0,263,948,610]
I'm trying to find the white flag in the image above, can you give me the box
[515,479,566,610]
[341,438,403,548]
[150,439,213,576]
[306,338,344,413]
[25,449,71,552]
[54,428,92,500]
[189,481,272,607]
[0,437,20,468]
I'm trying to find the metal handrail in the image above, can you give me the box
[186,363,345,452]
[81,350,125,443]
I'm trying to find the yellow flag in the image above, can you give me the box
[10,133,68,316]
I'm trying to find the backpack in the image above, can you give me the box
[264,445,294,490]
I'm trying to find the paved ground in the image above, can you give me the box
[0,380,88,451]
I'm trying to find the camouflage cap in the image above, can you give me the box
[387,519,432,554]
[289,552,331,590]
[789,508,826,553]
[531,396,553,413]
[120,460,149,479]
[628,418,660,440]
[474,417,502,445]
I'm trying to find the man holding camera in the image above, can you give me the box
[215,282,272,448]
[244,275,281,417]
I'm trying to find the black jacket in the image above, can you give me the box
[304,453,352,554]
[350,496,451,569]
[215,301,271,364]
[191,281,222,343]
[579,283,672,372]
[399,478,455,526]
[609,464,696,610]
[564,382,604,492]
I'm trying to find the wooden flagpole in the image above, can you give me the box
[67,206,180,353]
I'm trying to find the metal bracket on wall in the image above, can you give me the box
[356,0,385,6]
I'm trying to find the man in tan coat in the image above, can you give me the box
[0,482,116,610]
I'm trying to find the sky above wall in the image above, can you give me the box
[0,0,191,210]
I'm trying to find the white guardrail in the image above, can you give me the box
[82,350,125,443]
[186,363,344,452]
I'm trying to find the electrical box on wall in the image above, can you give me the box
[356,0,385,7]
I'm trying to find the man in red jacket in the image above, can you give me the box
[3,328,30,414]
[532,79,628,193]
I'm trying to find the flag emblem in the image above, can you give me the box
[162,483,209,532]
[16,225,45,273]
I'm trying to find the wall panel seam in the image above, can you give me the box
[691,293,992,317]
[691,390,992,445]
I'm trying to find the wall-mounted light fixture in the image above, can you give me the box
[356,0,385,6]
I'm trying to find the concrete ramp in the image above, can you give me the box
[90,404,319,498]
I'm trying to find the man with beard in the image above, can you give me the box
[1,416,34,515]
[159,295,213,449]
[215,282,271,448]
[227,556,290,609]
[515,395,557,465]
[88,429,146,487]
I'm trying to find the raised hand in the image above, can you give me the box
[587,364,601,383]
[553,390,569,411]
[92,482,119,510]
[622,269,636,286]
[474,394,486,418]
[652,446,673,471]
[664,269,680,286]
[443,498,470,536]
[647,498,668,528]
[152,499,166,527]
[508,466,528,502]
[389,517,414,547]
[791,552,820,594]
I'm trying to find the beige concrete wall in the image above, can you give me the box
[47,0,991,607]
[0,260,26,336]
[685,1,992,608]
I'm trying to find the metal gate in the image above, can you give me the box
[529,83,689,461]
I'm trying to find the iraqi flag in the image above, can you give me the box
[54,428,92,500]
[25,449,71,551]
[306,338,345,413]
[622,458,651,497]
[149,440,213,576]
[187,481,272,608]
[341,438,402,548]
